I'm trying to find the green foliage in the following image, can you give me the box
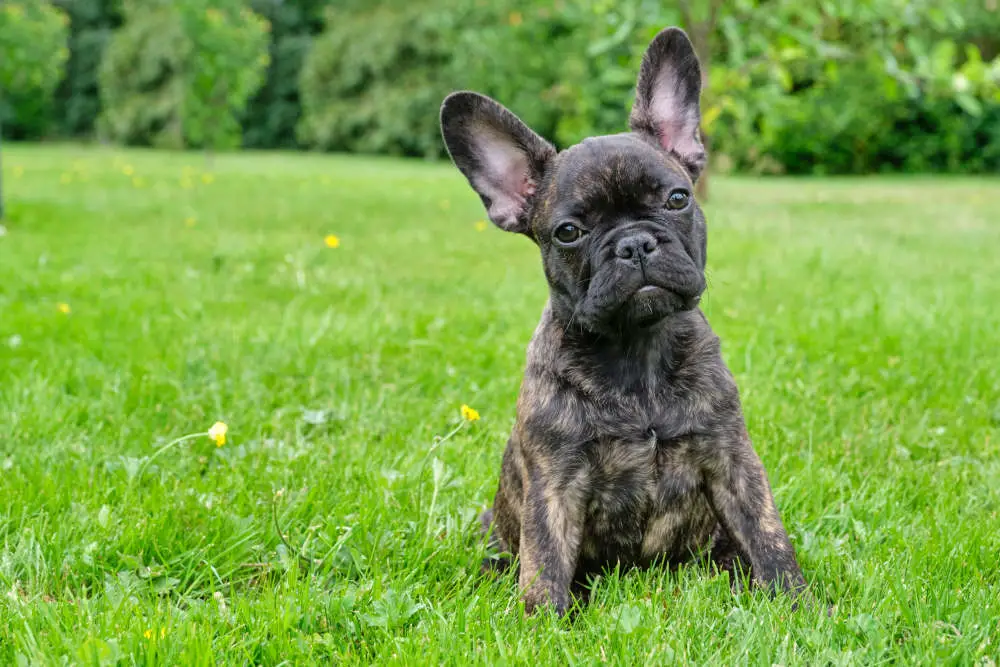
[58,28,117,137]
[98,0,270,150]
[0,1,70,139]
[298,0,1000,173]
[693,0,1000,174]
[299,0,461,158]
[5,0,1000,171]
[446,2,592,147]
[299,0,636,157]
[242,0,325,149]
[52,0,123,137]
[180,0,271,150]
[97,2,187,148]
[757,40,1000,174]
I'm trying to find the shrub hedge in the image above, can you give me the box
[0,1,70,140]
[2,0,998,174]
[51,0,123,137]
[242,0,326,149]
[97,0,270,149]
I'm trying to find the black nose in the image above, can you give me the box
[615,232,659,261]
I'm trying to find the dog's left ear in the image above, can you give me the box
[629,27,706,181]
[440,92,555,236]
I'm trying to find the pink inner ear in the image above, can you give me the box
[471,126,537,230]
[657,120,701,156]
[484,175,536,232]
[647,68,701,158]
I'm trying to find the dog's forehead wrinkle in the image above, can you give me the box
[554,136,690,215]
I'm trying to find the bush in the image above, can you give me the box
[299,1,620,158]
[299,0,460,158]
[8,0,998,174]
[0,1,70,139]
[242,0,325,149]
[58,28,117,137]
[759,59,905,174]
[98,0,270,150]
[742,38,1000,175]
[52,0,124,137]
[447,2,595,147]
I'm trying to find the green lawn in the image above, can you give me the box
[1,144,998,665]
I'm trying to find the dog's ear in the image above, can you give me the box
[440,92,555,235]
[629,27,706,181]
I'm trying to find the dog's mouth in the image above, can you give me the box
[624,284,703,328]
[633,284,701,306]
[573,271,706,335]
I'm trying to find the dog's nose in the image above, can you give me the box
[615,232,659,261]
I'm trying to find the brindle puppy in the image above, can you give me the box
[440,27,807,615]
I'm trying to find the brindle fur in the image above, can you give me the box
[440,27,806,615]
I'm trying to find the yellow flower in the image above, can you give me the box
[184,217,197,228]
[475,221,488,232]
[460,404,480,422]
[324,234,340,248]
[122,165,135,176]
[201,173,215,185]
[57,303,71,315]
[208,421,228,447]
[143,627,167,639]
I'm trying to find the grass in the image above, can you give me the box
[1,143,999,665]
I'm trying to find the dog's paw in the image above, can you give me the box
[522,585,572,617]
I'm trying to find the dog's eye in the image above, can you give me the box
[553,223,583,244]
[666,189,690,210]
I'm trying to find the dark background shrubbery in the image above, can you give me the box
[242,0,325,149]
[3,0,999,175]
[51,0,123,138]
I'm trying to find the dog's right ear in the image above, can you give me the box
[440,92,556,236]
[629,27,706,181]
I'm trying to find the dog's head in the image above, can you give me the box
[441,28,708,337]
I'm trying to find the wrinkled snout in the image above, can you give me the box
[614,231,660,264]
[576,223,706,334]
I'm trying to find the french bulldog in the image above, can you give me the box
[439,27,807,615]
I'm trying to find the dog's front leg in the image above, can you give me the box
[517,459,587,616]
[704,431,807,596]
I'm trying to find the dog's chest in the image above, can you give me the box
[580,434,715,568]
